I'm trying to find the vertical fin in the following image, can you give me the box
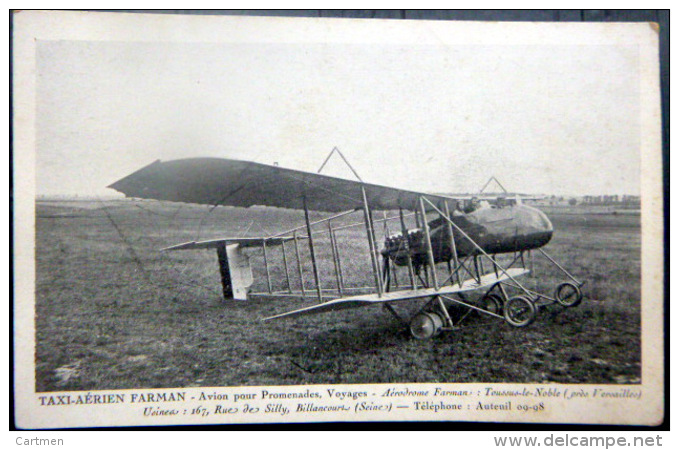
[216,243,233,300]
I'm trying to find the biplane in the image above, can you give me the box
[109,153,584,339]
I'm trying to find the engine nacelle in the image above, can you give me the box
[382,204,553,267]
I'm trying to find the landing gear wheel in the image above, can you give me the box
[409,312,443,340]
[481,293,503,315]
[554,282,582,307]
[504,296,537,328]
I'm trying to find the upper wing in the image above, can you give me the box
[108,158,458,213]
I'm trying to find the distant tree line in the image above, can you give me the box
[580,195,640,205]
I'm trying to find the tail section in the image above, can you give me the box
[163,239,255,300]
[220,243,253,301]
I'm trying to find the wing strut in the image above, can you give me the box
[281,240,293,293]
[303,195,323,304]
[443,200,462,287]
[398,208,417,290]
[293,231,306,297]
[262,240,272,294]
[418,196,439,290]
[361,186,383,297]
[328,221,344,297]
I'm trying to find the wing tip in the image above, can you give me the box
[107,159,163,192]
[261,311,294,322]
[160,241,198,251]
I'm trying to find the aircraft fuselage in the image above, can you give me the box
[382,204,553,267]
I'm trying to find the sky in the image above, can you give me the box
[36,38,641,197]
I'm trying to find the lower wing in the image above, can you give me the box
[263,268,529,321]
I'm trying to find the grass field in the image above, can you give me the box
[34,199,641,392]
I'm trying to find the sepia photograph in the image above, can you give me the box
[13,10,664,428]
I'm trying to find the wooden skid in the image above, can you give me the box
[262,268,529,321]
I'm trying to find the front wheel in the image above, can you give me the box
[504,296,536,328]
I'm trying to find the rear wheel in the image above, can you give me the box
[409,312,443,340]
[504,296,536,328]
[554,282,582,307]
[481,293,503,316]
